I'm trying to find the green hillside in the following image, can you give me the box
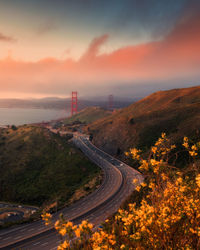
[0,126,100,207]
[86,86,200,158]
[64,107,111,125]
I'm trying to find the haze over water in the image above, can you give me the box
[0,108,69,126]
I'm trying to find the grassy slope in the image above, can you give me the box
[87,86,200,156]
[64,107,111,124]
[0,126,100,207]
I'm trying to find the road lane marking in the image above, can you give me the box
[41,242,48,246]
[0,223,39,237]
[3,237,11,241]
[14,235,22,240]
[33,241,41,245]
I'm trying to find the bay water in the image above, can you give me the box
[0,108,69,126]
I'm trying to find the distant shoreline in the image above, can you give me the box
[0,108,69,126]
[0,106,69,110]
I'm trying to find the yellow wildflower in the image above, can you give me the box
[75,228,81,237]
[135,185,141,192]
[59,227,67,236]
[151,146,157,154]
[196,174,200,188]
[141,182,147,187]
[189,151,197,157]
[130,148,141,160]
[133,178,138,184]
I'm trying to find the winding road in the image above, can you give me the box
[0,133,143,250]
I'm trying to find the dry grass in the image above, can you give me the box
[86,86,200,157]
[69,174,102,204]
[64,107,111,125]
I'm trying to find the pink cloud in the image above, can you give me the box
[0,4,200,97]
[80,34,109,62]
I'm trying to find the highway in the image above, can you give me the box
[0,133,143,250]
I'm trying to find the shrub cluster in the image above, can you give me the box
[43,133,200,249]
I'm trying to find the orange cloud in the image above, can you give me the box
[80,34,109,62]
[152,5,200,72]
[0,3,200,97]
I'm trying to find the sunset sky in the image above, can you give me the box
[0,0,199,99]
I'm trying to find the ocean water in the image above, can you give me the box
[0,108,70,126]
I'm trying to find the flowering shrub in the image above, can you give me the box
[41,212,52,226]
[43,134,200,249]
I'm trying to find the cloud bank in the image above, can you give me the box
[0,3,200,98]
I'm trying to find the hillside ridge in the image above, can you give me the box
[86,85,200,157]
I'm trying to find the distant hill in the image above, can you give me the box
[0,126,100,207]
[0,97,133,110]
[86,86,200,157]
[64,107,112,125]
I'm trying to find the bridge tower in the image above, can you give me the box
[71,91,78,116]
[108,94,114,110]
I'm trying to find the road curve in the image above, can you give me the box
[0,134,143,250]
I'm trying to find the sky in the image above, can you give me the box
[0,0,199,99]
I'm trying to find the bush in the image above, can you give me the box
[43,133,200,249]
[11,125,17,130]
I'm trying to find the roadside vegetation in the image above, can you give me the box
[0,126,101,210]
[43,133,200,249]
